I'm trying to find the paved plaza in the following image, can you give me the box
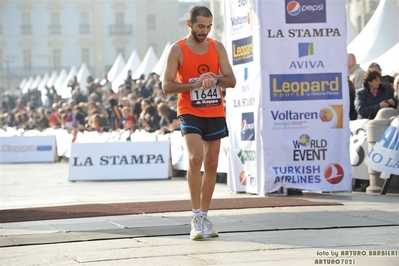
[0,162,398,265]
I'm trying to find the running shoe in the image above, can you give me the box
[190,216,204,240]
[202,217,219,237]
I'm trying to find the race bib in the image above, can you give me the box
[189,78,222,107]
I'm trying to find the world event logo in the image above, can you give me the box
[269,73,342,101]
[285,0,326,24]
[232,36,253,65]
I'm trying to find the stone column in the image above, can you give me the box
[366,108,399,193]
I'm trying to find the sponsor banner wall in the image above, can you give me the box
[68,141,170,181]
[0,136,56,163]
[259,0,351,192]
[225,0,263,194]
[224,0,351,193]
[365,117,399,175]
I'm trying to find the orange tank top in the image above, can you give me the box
[176,38,225,118]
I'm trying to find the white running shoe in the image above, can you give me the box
[202,217,219,237]
[190,216,204,240]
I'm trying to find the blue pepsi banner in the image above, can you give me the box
[285,0,327,24]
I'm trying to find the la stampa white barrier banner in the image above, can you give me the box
[68,141,170,181]
[0,136,56,163]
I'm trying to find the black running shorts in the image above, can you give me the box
[178,114,229,141]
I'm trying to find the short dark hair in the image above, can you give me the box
[364,70,381,83]
[189,6,212,23]
[368,62,382,71]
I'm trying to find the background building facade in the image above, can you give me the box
[0,0,395,92]
[0,0,186,91]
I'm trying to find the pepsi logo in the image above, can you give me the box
[239,171,247,186]
[287,1,301,16]
[241,120,247,134]
[324,163,344,184]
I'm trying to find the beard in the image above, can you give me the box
[191,28,207,43]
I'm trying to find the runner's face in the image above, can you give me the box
[189,16,213,43]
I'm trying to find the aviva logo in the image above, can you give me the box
[298,42,314,57]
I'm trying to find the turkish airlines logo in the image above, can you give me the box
[324,163,344,184]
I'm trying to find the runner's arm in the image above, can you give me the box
[215,41,236,89]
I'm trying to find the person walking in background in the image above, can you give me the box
[355,70,397,120]
[348,53,366,90]
[162,5,236,240]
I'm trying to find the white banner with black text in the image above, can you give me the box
[68,141,170,181]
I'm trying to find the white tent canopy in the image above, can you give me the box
[46,71,58,89]
[53,69,67,91]
[22,77,34,94]
[38,73,50,91]
[107,54,126,82]
[30,75,42,90]
[347,0,399,64]
[19,78,27,90]
[58,66,77,99]
[152,42,171,79]
[77,63,91,95]
[346,14,359,45]
[361,41,399,76]
[132,46,158,80]
[112,50,141,92]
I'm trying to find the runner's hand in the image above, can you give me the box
[200,72,217,90]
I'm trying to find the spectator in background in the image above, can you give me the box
[355,70,397,120]
[166,94,178,111]
[88,113,104,132]
[63,106,76,131]
[124,70,133,87]
[136,79,151,98]
[16,98,25,112]
[108,98,123,131]
[120,97,133,109]
[68,76,79,92]
[393,75,399,112]
[34,107,49,131]
[100,73,112,105]
[348,53,366,90]
[1,92,15,112]
[86,76,97,95]
[348,79,358,121]
[88,92,99,103]
[367,62,395,99]
[72,89,84,105]
[48,103,61,128]
[73,104,87,132]
[138,99,160,132]
[121,106,135,130]
[40,89,50,109]
[132,98,143,127]
[157,101,179,134]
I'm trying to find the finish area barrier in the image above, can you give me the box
[1,123,367,180]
